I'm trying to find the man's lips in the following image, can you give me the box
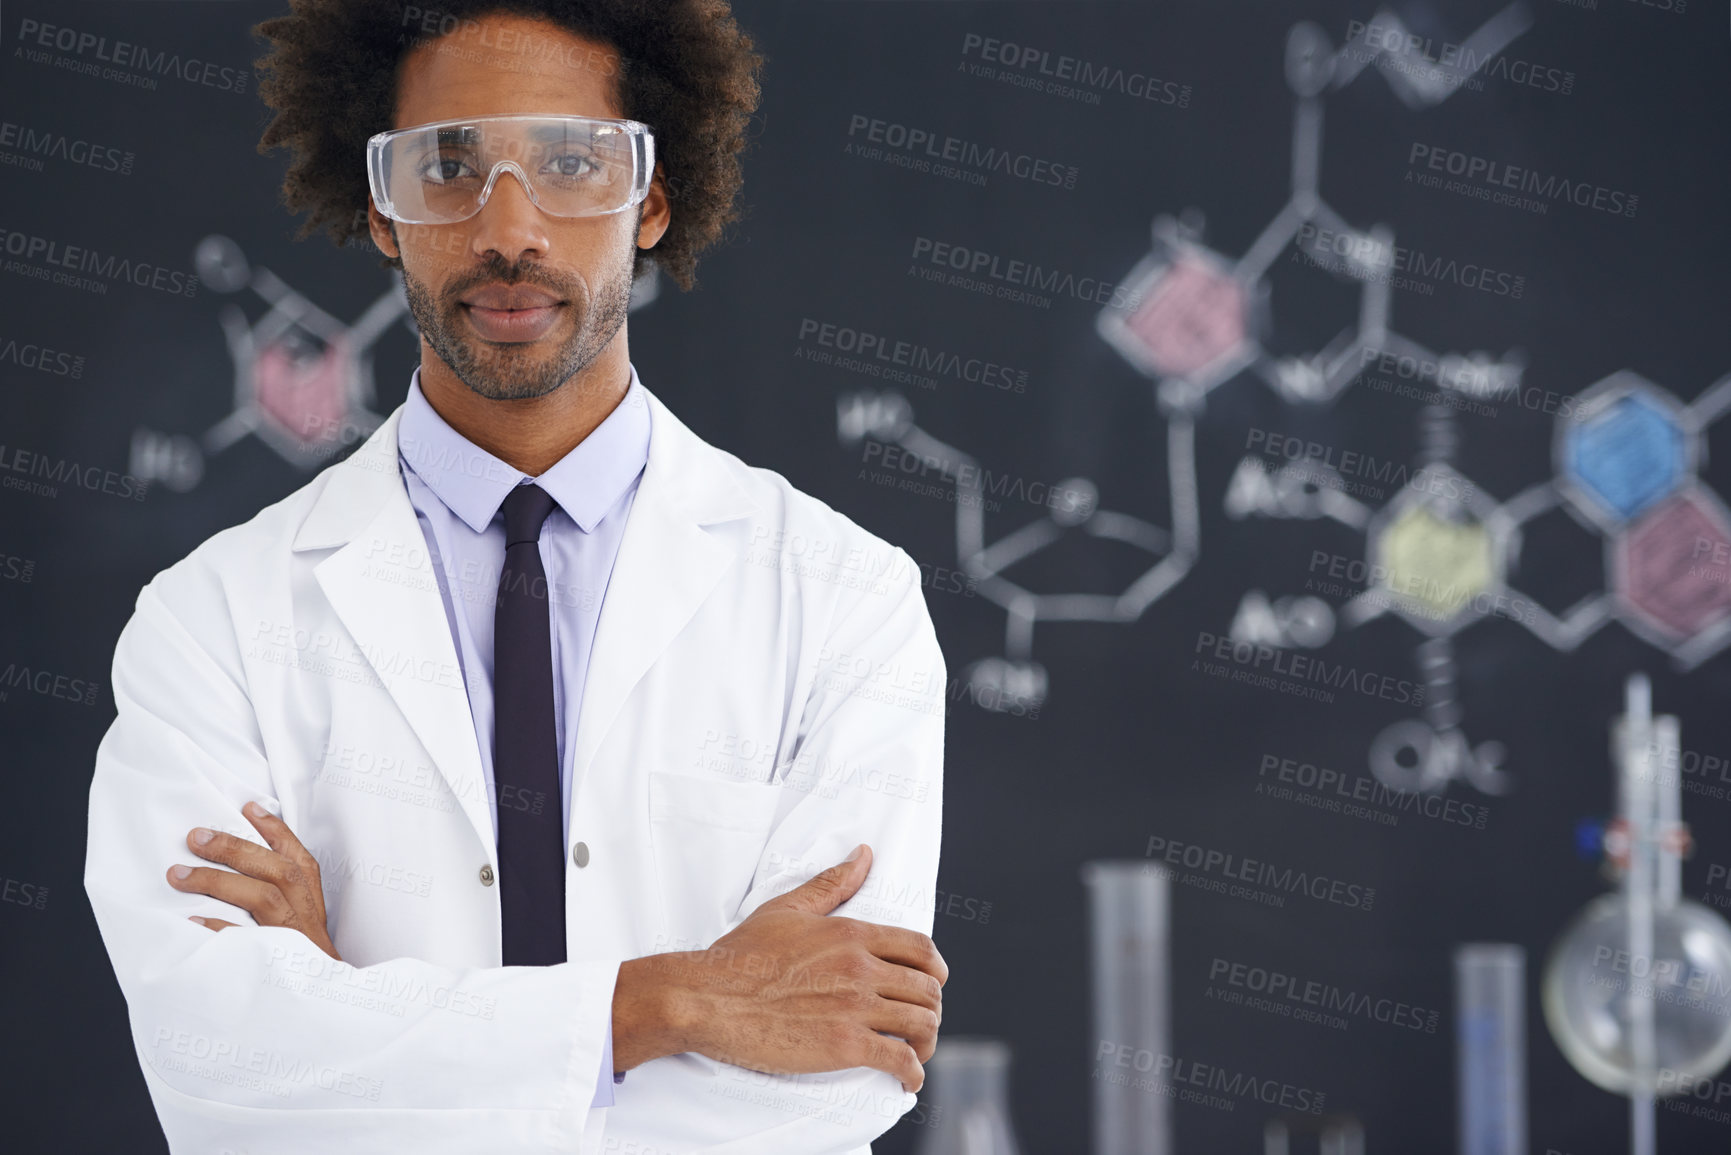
[460,283,562,310]
[459,285,566,342]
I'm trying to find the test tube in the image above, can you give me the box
[1455,943,1526,1155]
[914,1038,1022,1155]
[1265,1116,1365,1155]
[1083,860,1170,1155]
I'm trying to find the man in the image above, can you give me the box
[83,4,948,1153]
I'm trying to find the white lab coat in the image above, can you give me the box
[84,383,947,1154]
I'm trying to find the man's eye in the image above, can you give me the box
[544,152,599,178]
[421,155,478,182]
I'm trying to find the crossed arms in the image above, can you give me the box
[168,812,945,1090]
[87,549,948,1154]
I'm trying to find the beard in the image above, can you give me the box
[398,233,635,403]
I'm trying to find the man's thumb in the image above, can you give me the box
[772,844,872,914]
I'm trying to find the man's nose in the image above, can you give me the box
[467,163,552,264]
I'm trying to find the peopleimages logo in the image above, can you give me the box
[1093,1043,1326,1115]
[1245,427,1478,501]
[0,227,199,297]
[1207,956,1441,1034]
[0,660,101,706]
[1192,631,1425,707]
[796,317,1029,394]
[1344,18,1574,94]
[1,875,49,911]
[0,335,84,378]
[908,236,1143,308]
[846,114,1079,190]
[1257,752,1491,831]
[0,120,134,175]
[959,33,1192,107]
[857,438,1097,519]
[15,18,250,93]
[0,443,149,502]
[1293,222,1525,298]
[1144,835,1377,911]
[1407,143,1638,218]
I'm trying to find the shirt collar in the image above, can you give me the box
[396,362,652,535]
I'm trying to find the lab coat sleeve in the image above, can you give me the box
[83,572,619,1154]
[664,544,948,1154]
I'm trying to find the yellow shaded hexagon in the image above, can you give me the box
[1373,506,1494,622]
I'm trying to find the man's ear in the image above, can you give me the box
[635,162,671,252]
[366,195,401,260]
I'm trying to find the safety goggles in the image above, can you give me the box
[366,113,655,225]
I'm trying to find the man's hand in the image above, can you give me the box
[167,800,342,962]
[612,844,947,1092]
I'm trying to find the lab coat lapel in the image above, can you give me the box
[570,386,760,792]
[293,407,496,852]
[286,384,762,853]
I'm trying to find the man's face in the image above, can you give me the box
[368,13,669,401]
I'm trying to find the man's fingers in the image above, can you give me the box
[763,844,872,916]
[186,825,321,911]
[167,864,290,926]
[188,915,239,931]
[186,827,286,882]
[866,999,940,1064]
[177,819,341,962]
[860,923,948,986]
[867,958,944,1016]
[857,1031,924,1093]
[241,801,318,871]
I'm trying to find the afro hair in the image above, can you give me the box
[251,0,764,290]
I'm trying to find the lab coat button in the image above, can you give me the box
[572,841,590,868]
[479,864,495,886]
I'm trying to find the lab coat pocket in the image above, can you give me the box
[647,770,781,944]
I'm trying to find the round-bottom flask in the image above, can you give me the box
[1542,892,1731,1094]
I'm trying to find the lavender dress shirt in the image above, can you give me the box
[396,363,652,1108]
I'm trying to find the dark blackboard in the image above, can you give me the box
[5,2,1730,1151]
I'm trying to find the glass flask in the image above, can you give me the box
[1542,891,1731,1095]
[914,1037,1022,1155]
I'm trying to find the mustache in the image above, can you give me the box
[442,258,575,304]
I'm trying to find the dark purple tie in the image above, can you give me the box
[494,482,565,966]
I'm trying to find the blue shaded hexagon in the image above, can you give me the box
[1563,392,1686,523]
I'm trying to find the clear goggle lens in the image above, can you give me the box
[367,114,654,224]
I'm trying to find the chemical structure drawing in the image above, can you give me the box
[1230,372,1731,798]
[1092,6,1534,418]
[1157,8,1731,799]
[131,235,663,493]
[829,8,1527,723]
[834,4,1731,800]
[129,234,408,492]
[1099,9,1538,798]
[836,387,1199,718]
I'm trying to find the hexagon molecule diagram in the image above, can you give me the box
[1371,481,1502,632]
[131,235,663,492]
[1550,371,1731,666]
[1559,382,1692,529]
[128,235,408,491]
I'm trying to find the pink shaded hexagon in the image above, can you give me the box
[1615,490,1731,640]
[1122,254,1247,378]
[256,334,352,446]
